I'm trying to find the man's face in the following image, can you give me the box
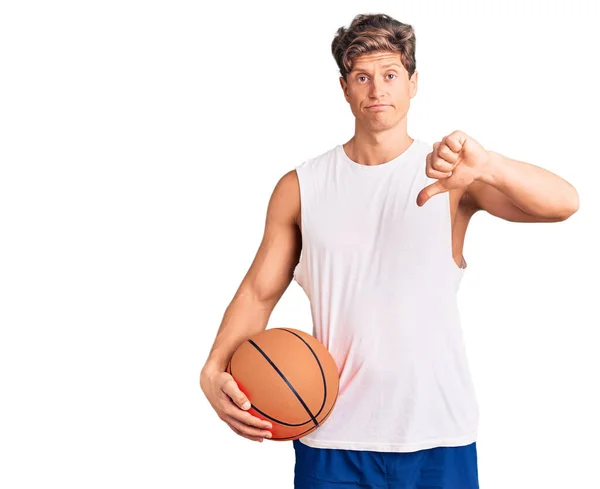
[340,51,418,131]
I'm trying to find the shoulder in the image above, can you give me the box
[272,170,300,204]
[267,170,300,226]
[270,145,339,225]
[276,169,300,193]
[296,145,338,173]
[271,144,336,211]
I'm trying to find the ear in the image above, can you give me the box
[409,70,418,99]
[339,76,350,103]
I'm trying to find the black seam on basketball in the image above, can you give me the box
[248,339,319,428]
[250,404,312,427]
[269,398,337,440]
[229,361,313,427]
[280,329,328,419]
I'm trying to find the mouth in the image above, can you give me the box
[366,104,390,110]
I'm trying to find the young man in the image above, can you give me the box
[200,13,579,489]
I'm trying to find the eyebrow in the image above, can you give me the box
[351,63,402,73]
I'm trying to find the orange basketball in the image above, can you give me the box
[226,327,339,441]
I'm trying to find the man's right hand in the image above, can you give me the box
[200,367,273,442]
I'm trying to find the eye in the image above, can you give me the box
[356,73,396,83]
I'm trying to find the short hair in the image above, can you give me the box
[331,13,417,82]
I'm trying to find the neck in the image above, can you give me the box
[344,131,414,167]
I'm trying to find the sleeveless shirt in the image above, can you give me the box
[292,138,479,452]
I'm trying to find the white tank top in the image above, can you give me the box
[292,138,479,452]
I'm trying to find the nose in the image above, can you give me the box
[368,77,386,103]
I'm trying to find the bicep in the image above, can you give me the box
[239,170,302,308]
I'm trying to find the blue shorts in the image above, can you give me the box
[293,439,479,489]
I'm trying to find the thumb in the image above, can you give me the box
[417,180,447,207]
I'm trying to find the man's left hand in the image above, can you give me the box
[417,130,490,207]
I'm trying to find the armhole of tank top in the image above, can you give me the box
[446,191,466,274]
[293,166,305,283]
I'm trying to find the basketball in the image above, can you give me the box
[225,327,339,441]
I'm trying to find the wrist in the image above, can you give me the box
[475,150,499,185]
[201,359,226,379]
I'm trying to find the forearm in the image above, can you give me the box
[478,150,580,219]
[202,290,273,374]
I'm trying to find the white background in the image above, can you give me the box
[1,1,599,488]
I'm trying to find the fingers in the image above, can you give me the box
[434,140,460,165]
[217,401,272,441]
[217,373,274,441]
[219,392,272,430]
[426,152,453,178]
[221,401,273,436]
[221,375,251,410]
[228,424,264,443]
[427,168,453,179]
[219,376,272,428]
[235,410,272,430]
[225,414,272,440]
[437,143,460,165]
[203,370,274,443]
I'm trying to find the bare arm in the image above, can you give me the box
[202,169,301,373]
[199,169,301,442]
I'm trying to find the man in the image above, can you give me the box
[200,13,579,489]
